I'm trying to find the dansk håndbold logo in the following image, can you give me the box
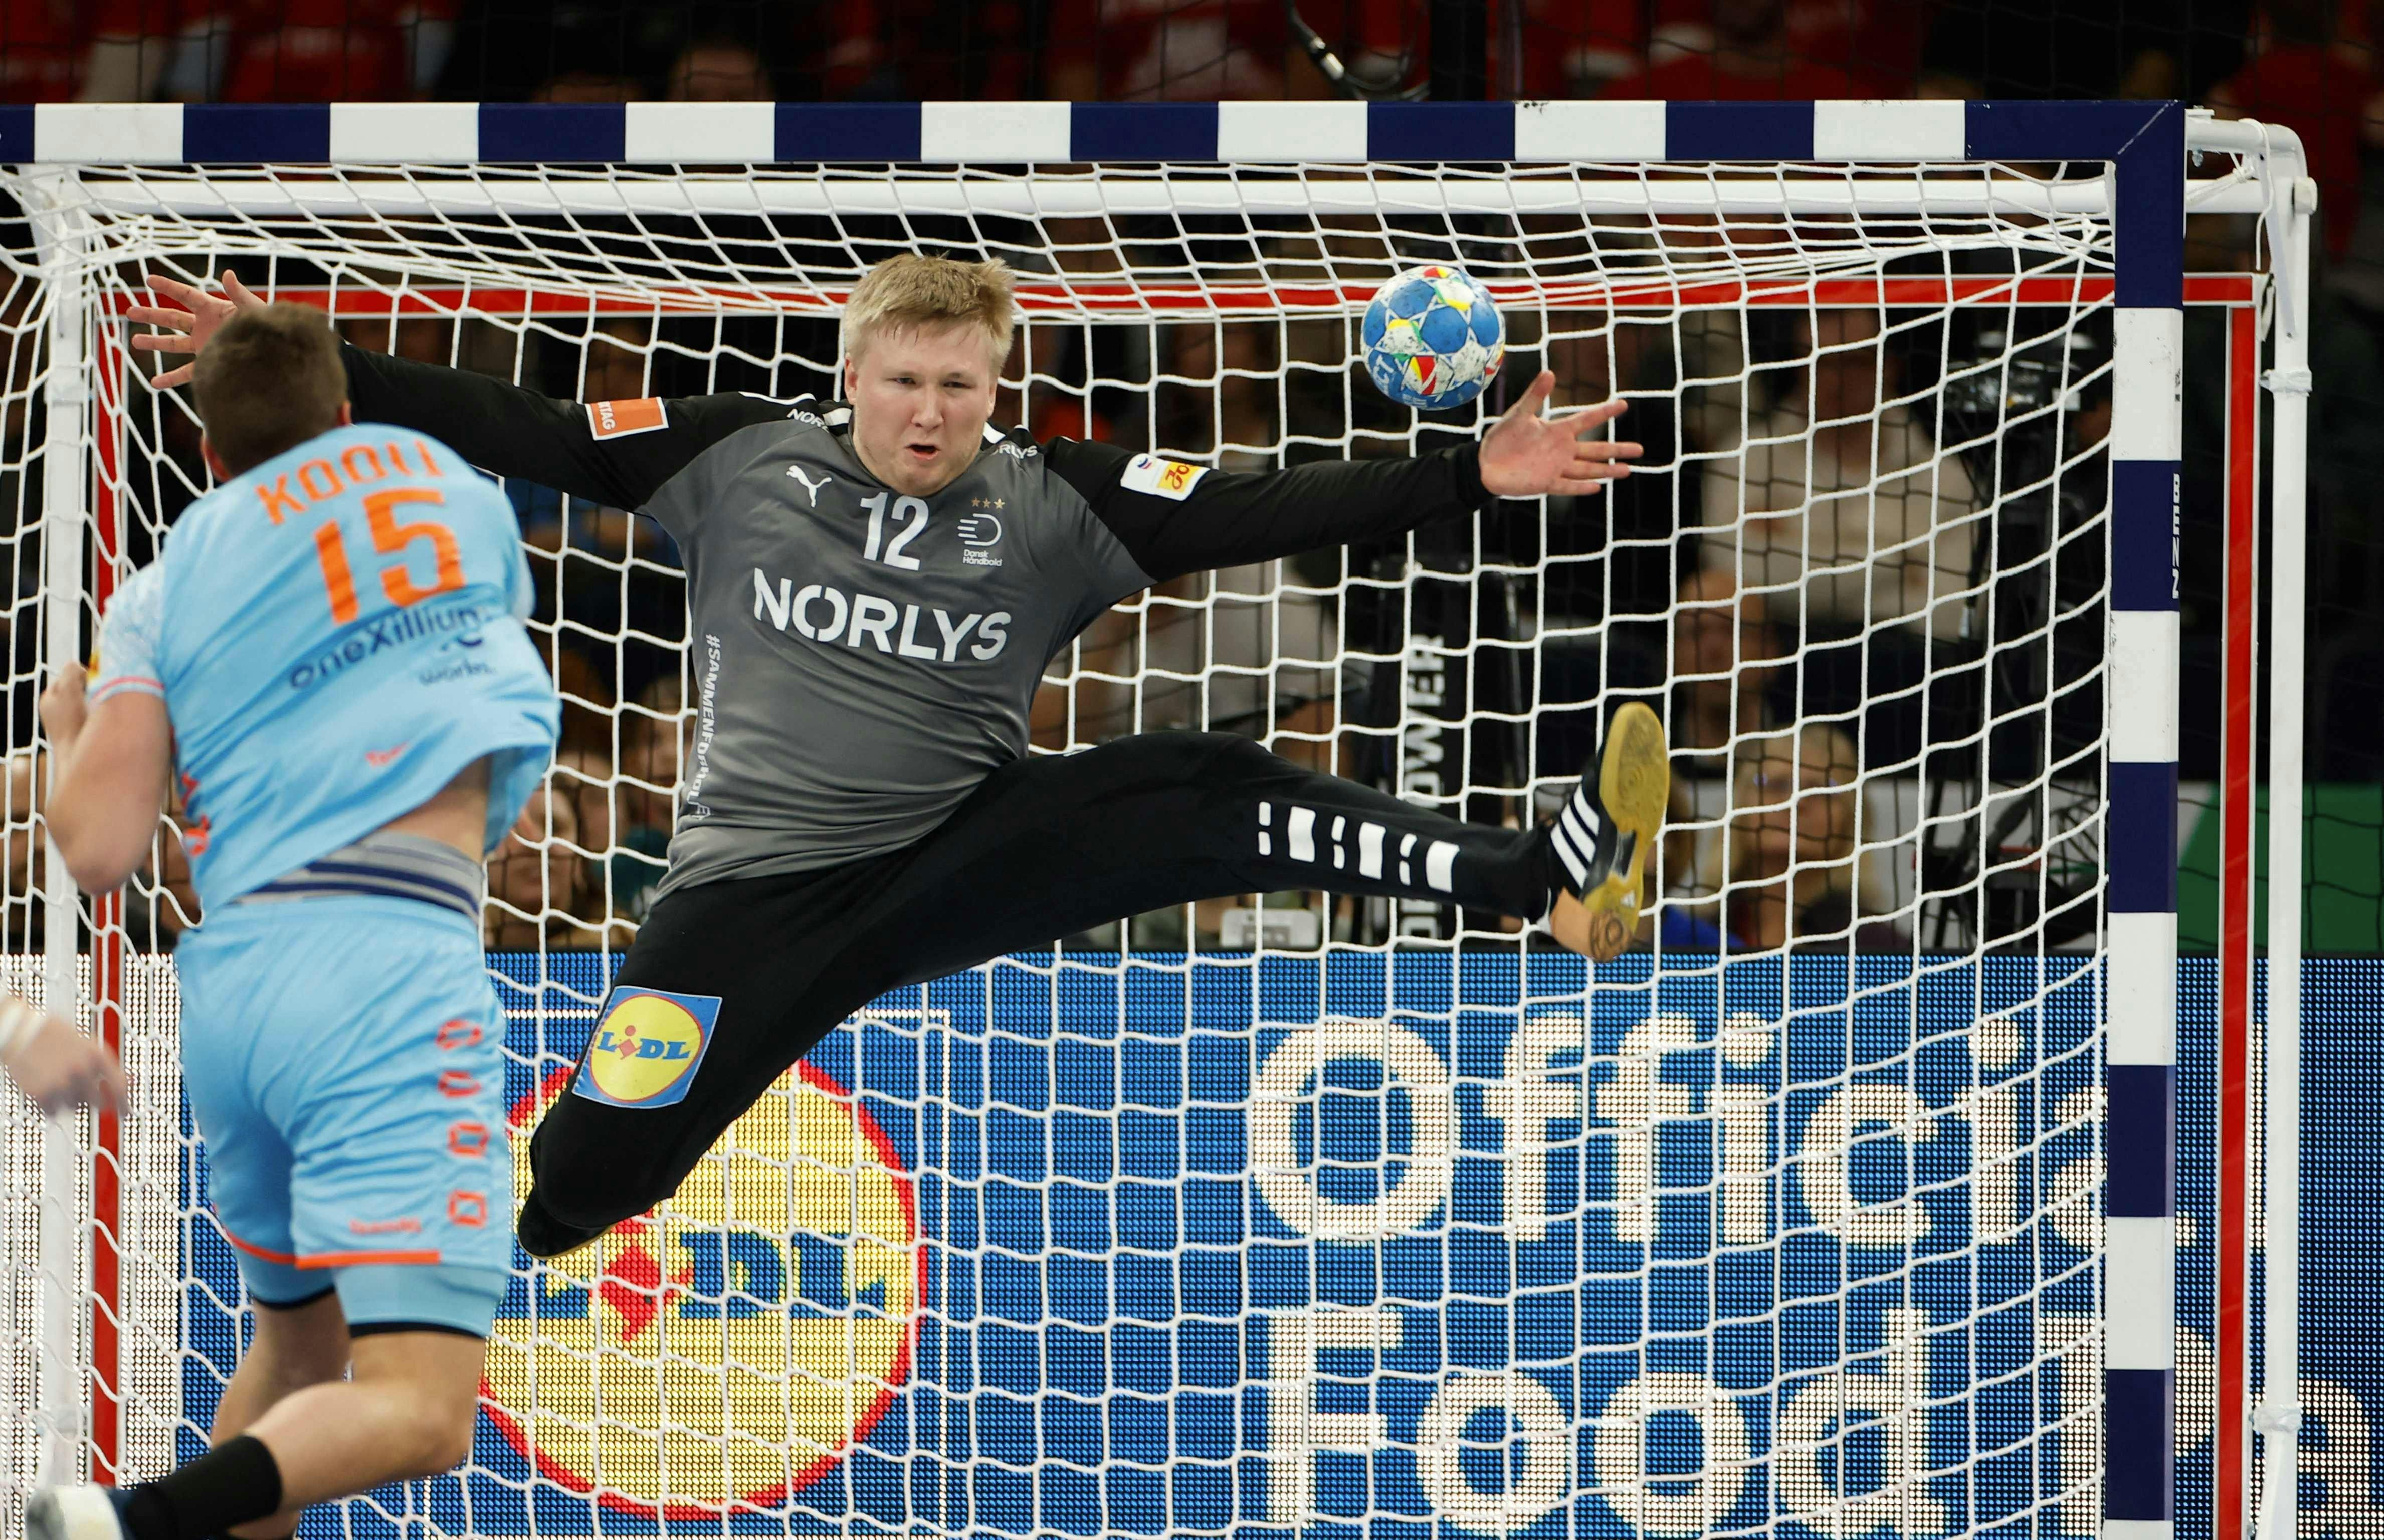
[572,987,720,1108]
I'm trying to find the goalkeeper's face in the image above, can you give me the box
[844,323,1000,498]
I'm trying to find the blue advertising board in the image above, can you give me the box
[170,953,2379,1540]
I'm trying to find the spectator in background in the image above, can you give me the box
[562,675,682,930]
[532,67,643,103]
[2208,0,2376,263]
[1698,308,1977,644]
[1526,0,1920,99]
[1670,567,1781,777]
[1157,322,1275,472]
[336,313,453,367]
[1673,721,1904,952]
[1603,0,1859,100]
[1045,0,1295,101]
[2,0,87,101]
[666,35,769,100]
[484,780,601,951]
[79,0,456,103]
[0,747,196,948]
[1506,0,1652,97]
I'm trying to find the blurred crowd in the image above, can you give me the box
[6,0,2383,953]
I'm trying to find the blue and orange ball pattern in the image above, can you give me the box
[1361,264,1505,411]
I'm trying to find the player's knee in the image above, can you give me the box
[384,1398,476,1478]
[1167,730,1281,777]
[1201,732,1296,790]
[390,1402,474,1478]
[352,1334,485,1478]
[528,1101,680,1235]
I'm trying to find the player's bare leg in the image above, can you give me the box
[1542,701,1669,962]
[203,1293,351,1538]
[229,1332,482,1534]
[27,1326,483,1540]
[208,1293,350,1445]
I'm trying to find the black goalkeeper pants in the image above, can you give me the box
[525,730,1556,1236]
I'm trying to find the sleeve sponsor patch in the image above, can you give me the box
[90,564,167,705]
[586,398,670,440]
[1120,453,1209,501]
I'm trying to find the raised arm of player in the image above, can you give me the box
[42,565,173,894]
[1046,370,1639,586]
[129,272,787,535]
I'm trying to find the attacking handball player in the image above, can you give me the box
[133,257,1664,1261]
[29,305,559,1540]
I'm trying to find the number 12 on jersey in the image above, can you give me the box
[311,487,465,624]
[860,491,928,572]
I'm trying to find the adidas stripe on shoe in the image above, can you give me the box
[1545,701,1668,962]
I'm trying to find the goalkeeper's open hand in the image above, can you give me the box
[1476,370,1642,499]
[126,270,268,389]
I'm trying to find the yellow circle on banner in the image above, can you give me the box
[483,1065,921,1515]
[581,992,705,1105]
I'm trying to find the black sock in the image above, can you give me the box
[119,1434,283,1540]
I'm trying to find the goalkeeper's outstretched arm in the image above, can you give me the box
[1047,370,1638,590]
[334,342,786,527]
[130,272,785,536]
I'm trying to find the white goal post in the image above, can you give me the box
[0,99,2309,1540]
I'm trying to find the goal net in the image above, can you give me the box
[0,100,2285,1540]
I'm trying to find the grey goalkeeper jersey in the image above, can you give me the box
[340,345,1496,893]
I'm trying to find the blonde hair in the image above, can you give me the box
[841,254,1015,369]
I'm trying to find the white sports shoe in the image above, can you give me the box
[24,1485,135,1540]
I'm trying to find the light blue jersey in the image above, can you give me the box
[93,423,559,909]
[91,421,557,1336]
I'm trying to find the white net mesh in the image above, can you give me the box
[1,156,2138,1538]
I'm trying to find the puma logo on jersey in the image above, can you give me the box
[366,742,410,768]
[785,465,831,506]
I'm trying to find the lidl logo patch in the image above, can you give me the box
[488,1059,921,1515]
[571,987,720,1108]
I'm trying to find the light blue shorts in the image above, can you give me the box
[174,895,511,1336]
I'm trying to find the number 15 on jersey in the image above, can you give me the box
[311,488,465,624]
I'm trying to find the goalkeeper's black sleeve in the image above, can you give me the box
[338,343,787,527]
[1041,437,1494,587]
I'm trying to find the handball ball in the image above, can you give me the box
[1361,264,1504,411]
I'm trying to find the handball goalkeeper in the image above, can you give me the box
[135,256,1661,1261]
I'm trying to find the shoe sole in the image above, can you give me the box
[26,1488,122,1540]
[1548,701,1669,963]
